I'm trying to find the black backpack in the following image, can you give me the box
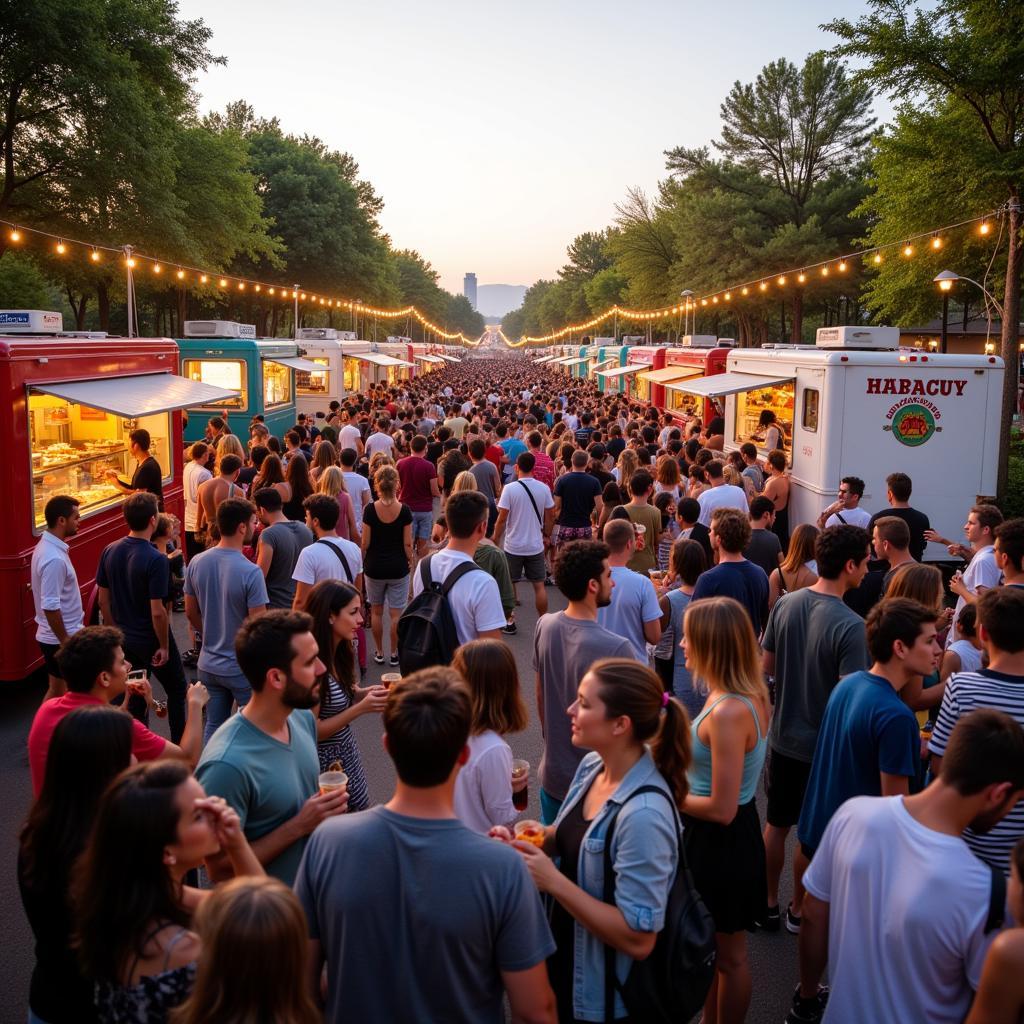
[603,785,716,1024]
[397,555,483,673]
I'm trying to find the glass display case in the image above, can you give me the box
[295,358,330,397]
[732,382,794,450]
[29,392,170,529]
[631,374,651,403]
[183,359,248,410]
[342,357,360,393]
[263,361,291,407]
[665,385,701,419]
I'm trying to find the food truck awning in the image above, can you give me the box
[596,364,642,379]
[356,353,416,368]
[638,366,703,384]
[533,355,558,363]
[437,354,461,363]
[589,358,616,372]
[264,356,323,373]
[415,354,445,364]
[555,356,589,367]
[30,373,241,417]
[665,371,795,398]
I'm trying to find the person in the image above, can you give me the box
[438,442,471,501]
[291,494,364,609]
[452,639,529,833]
[844,515,914,617]
[96,492,180,723]
[942,504,1004,643]
[497,658,684,1023]
[315,465,358,541]
[336,412,364,459]
[658,538,708,716]
[309,436,337,483]
[31,494,84,700]
[361,465,413,666]
[553,448,604,545]
[597,519,663,660]
[494,451,555,618]
[965,838,1024,1024]
[295,667,557,1024]
[412,491,506,645]
[940,603,984,682]
[363,416,395,460]
[995,517,1024,588]
[282,449,315,521]
[793,709,1024,1024]
[196,610,349,885]
[170,877,320,1024]
[691,508,770,636]
[253,487,314,610]
[929,586,1024,872]
[768,523,820,610]
[797,599,938,868]
[739,443,764,493]
[26,625,206,795]
[467,437,503,535]
[184,497,269,741]
[622,470,663,576]
[760,524,870,934]
[182,442,212,561]
[19,706,132,1024]
[105,427,164,510]
[817,476,871,530]
[754,409,784,452]
[496,420,527,483]
[304,580,387,813]
[339,446,372,532]
[678,495,713,566]
[697,459,749,527]
[194,453,243,543]
[534,540,634,823]
[397,433,440,559]
[866,471,931,563]
[205,415,230,448]
[680,598,771,1024]
[283,429,311,465]
[745,495,783,578]
[527,430,556,490]
[74,761,264,1024]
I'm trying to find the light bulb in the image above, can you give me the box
[759,281,768,291]
[980,221,991,235]
[90,249,100,262]
[200,274,208,283]
[9,229,21,242]
[219,278,227,287]
[838,261,847,272]
[712,296,719,304]
[237,281,245,290]
[931,236,942,250]
[153,263,162,274]
[724,292,731,301]
[873,253,882,264]
[798,272,806,283]
[269,287,275,295]
[176,269,185,280]
[903,244,914,257]
[777,276,786,286]
[56,241,66,255]
[741,287,749,296]
[821,266,829,277]
[254,284,261,292]
[126,257,136,268]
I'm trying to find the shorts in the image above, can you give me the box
[411,510,433,541]
[765,747,812,828]
[38,640,62,678]
[505,550,547,583]
[365,575,411,610]
[556,525,593,545]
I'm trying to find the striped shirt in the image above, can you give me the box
[929,668,1024,872]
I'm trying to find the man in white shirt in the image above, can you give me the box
[337,410,364,458]
[412,492,505,645]
[818,476,871,530]
[697,459,749,527]
[292,494,363,609]
[183,441,213,561]
[339,448,371,533]
[31,495,84,699]
[493,452,555,618]
[365,417,396,460]
[793,708,1024,1024]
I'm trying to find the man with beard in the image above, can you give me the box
[533,541,633,824]
[197,609,349,884]
[184,498,269,741]
[791,708,1024,1024]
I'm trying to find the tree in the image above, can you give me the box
[560,230,616,280]
[827,0,1024,500]
[606,187,678,306]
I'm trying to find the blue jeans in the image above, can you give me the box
[411,509,433,540]
[202,669,252,742]
[540,787,563,826]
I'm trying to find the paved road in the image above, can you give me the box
[0,583,799,1024]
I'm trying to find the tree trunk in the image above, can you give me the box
[780,301,787,342]
[790,291,803,342]
[97,281,111,332]
[996,193,1022,503]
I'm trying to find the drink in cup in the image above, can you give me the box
[648,569,666,586]
[514,820,545,848]
[381,673,402,689]
[635,523,646,550]
[511,759,530,812]
[319,770,348,795]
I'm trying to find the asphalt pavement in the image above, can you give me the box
[0,582,799,1024]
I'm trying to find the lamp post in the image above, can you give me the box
[934,270,1004,354]
[680,290,694,338]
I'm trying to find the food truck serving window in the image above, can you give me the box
[263,360,291,408]
[296,358,330,395]
[733,381,794,451]
[802,388,820,432]
[183,359,247,410]
[28,392,170,529]
[342,357,360,393]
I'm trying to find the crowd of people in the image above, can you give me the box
[18,354,1024,1024]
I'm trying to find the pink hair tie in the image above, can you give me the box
[662,692,671,709]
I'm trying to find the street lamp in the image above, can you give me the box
[933,270,1004,354]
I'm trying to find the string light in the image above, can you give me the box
[821,266,829,277]
[126,257,136,268]
[873,253,882,264]
[218,278,228,287]
[931,236,942,250]
[55,240,66,255]
[777,276,786,286]
[903,243,914,257]
[797,272,806,283]
[9,228,21,242]
[980,221,991,235]
[759,281,768,291]
[237,281,245,290]
[152,263,162,274]
[200,274,208,283]
[838,261,847,272]
[90,249,100,262]
[176,269,185,280]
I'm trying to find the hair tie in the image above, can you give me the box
[661,692,671,709]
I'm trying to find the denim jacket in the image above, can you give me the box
[554,749,679,1021]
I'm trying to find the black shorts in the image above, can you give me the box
[38,640,62,679]
[765,748,812,828]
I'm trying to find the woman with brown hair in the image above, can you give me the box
[886,562,949,712]
[171,877,318,1024]
[494,658,689,1022]
[612,447,638,488]
[452,639,529,833]
[768,523,820,609]
[309,437,338,483]
[680,597,770,1024]
[282,450,314,521]
[251,451,286,501]
[654,453,684,501]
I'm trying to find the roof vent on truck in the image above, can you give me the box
[679,334,718,348]
[815,326,899,350]
[296,327,339,341]
[0,310,63,334]
[183,320,257,339]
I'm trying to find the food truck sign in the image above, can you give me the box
[867,376,968,448]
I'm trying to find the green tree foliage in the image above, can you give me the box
[0,252,57,308]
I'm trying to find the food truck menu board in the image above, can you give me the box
[295,358,330,396]
[183,359,248,409]
[733,381,794,450]
[29,392,169,529]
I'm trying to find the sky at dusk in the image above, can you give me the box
[178,0,889,295]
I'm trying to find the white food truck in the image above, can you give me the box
[294,328,368,415]
[665,326,1005,557]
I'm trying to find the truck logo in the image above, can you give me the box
[884,400,939,447]
[866,377,966,397]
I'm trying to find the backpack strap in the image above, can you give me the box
[419,554,435,591]
[516,479,543,525]
[440,560,483,596]
[986,865,1007,933]
[315,539,353,583]
[834,511,847,525]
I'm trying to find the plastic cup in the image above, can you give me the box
[319,770,348,795]
[511,759,530,811]
[514,820,545,848]
[635,523,647,549]
[381,673,402,689]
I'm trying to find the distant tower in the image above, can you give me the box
[463,272,477,310]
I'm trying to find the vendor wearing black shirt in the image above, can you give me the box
[105,427,164,511]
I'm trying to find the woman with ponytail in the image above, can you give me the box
[492,657,690,1022]
[680,596,770,1024]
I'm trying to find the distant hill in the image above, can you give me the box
[476,283,527,319]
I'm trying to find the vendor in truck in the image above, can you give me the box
[105,428,164,511]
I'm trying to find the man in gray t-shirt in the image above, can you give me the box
[254,488,314,609]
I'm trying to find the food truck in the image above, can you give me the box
[178,322,321,442]
[550,345,591,376]
[293,328,367,416]
[0,310,238,681]
[587,339,630,392]
[647,337,733,422]
[665,326,1005,554]
[598,345,663,402]
[412,342,448,375]
[348,339,415,391]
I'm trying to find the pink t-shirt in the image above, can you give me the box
[335,490,354,540]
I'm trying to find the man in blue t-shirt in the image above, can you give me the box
[495,422,527,483]
[797,598,938,862]
[691,507,769,636]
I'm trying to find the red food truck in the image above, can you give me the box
[0,311,237,681]
[646,336,733,423]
